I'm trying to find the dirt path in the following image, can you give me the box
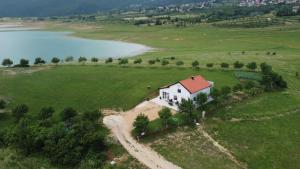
[103,101,182,169]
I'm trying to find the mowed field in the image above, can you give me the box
[1,21,300,169]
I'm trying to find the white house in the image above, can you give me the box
[158,75,214,107]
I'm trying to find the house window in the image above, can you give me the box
[177,89,181,93]
[174,95,177,100]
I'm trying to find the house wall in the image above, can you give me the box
[159,81,214,105]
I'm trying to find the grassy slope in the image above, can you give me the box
[0,65,237,117]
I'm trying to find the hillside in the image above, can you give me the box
[0,0,205,17]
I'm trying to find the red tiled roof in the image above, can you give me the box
[179,75,211,94]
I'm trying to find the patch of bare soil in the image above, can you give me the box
[1,66,53,76]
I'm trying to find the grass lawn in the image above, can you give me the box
[146,127,241,169]
[0,65,238,118]
[204,111,300,169]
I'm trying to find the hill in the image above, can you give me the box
[0,0,205,17]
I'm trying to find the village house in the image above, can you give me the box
[158,75,214,109]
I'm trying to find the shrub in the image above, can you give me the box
[133,58,142,64]
[192,60,199,67]
[119,58,129,65]
[244,81,256,89]
[2,58,13,67]
[176,61,184,66]
[161,60,169,66]
[158,108,172,128]
[65,56,74,62]
[78,57,87,62]
[246,62,257,70]
[12,104,29,122]
[221,62,229,68]
[233,61,244,69]
[206,63,214,68]
[60,107,77,121]
[233,83,243,92]
[105,58,113,63]
[155,58,161,62]
[133,114,150,136]
[148,60,156,65]
[170,56,176,60]
[0,99,6,109]
[51,57,60,65]
[91,57,99,63]
[34,57,46,65]
[38,107,55,120]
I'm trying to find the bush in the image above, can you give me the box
[34,57,46,65]
[148,60,156,65]
[170,56,176,60]
[119,58,128,65]
[233,83,243,92]
[246,62,257,70]
[65,56,74,62]
[158,108,172,128]
[176,61,184,66]
[206,63,214,68]
[78,57,87,63]
[38,107,55,120]
[133,114,150,136]
[2,58,13,67]
[51,57,60,65]
[60,107,77,121]
[244,81,256,89]
[161,60,169,66]
[12,104,29,122]
[221,62,229,68]
[105,58,113,63]
[0,99,6,109]
[192,60,199,67]
[133,58,142,64]
[91,57,99,63]
[233,61,244,69]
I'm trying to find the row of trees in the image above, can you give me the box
[191,60,258,70]
[0,104,108,168]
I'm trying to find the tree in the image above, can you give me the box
[161,60,169,66]
[18,59,30,67]
[178,99,195,124]
[60,107,77,121]
[221,86,231,98]
[148,60,156,65]
[221,62,229,68]
[91,57,99,63]
[133,58,142,64]
[206,63,213,68]
[2,58,13,67]
[83,110,102,121]
[233,83,243,92]
[78,57,87,63]
[0,99,6,109]
[192,60,199,68]
[39,107,54,120]
[12,104,29,122]
[211,88,221,108]
[65,56,74,62]
[260,62,272,74]
[51,57,60,65]
[196,93,208,110]
[34,57,46,65]
[158,108,172,128]
[176,61,184,66]
[105,58,113,63]
[119,58,128,65]
[233,61,244,69]
[246,62,257,71]
[133,114,149,136]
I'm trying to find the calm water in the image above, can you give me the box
[0,30,150,64]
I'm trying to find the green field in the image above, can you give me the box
[1,20,300,169]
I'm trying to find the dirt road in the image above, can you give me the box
[103,101,182,169]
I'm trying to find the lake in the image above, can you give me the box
[0,29,150,64]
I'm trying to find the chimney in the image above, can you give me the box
[191,76,195,80]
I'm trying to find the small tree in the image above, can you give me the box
[233,61,244,69]
[134,58,142,64]
[2,58,13,67]
[246,62,257,71]
[148,60,156,65]
[161,60,169,66]
[19,59,29,67]
[119,58,129,65]
[0,99,6,109]
[221,62,229,69]
[51,57,60,65]
[34,57,46,65]
[206,63,214,68]
[39,107,55,120]
[105,57,113,63]
[158,108,172,128]
[296,72,299,78]
[65,56,74,62]
[176,61,184,66]
[91,57,99,63]
[178,99,195,124]
[133,113,149,136]
[78,57,87,63]
[221,86,231,99]
[12,104,29,122]
[60,107,77,121]
[233,83,243,92]
[196,93,208,112]
[192,60,199,68]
